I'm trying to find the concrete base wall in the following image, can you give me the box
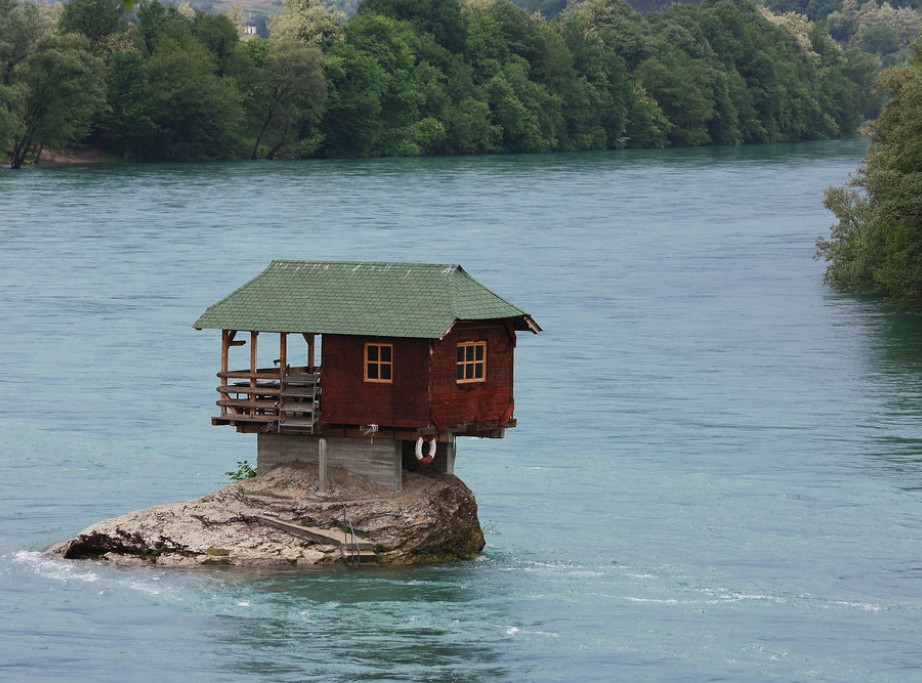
[401,438,456,475]
[258,434,403,491]
[257,434,459,492]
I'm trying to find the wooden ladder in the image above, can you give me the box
[278,371,320,432]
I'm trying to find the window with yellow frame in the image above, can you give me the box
[365,343,393,382]
[456,341,486,383]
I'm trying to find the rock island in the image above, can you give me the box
[50,261,539,566]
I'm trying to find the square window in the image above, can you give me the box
[365,343,393,383]
[456,341,486,384]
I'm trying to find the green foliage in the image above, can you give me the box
[442,96,501,153]
[817,43,922,305]
[827,0,922,65]
[0,83,22,153]
[248,39,327,159]
[0,0,889,165]
[319,42,386,156]
[191,12,240,75]
[144,15,245,160]
[99,47,156,160]
[358,0,466,53]
[0,0,56,86]
[8,32,107,168]
[226,459,257,480]
[59,0,125,42]
[636,48,715,146]
[625,83,670,147]
[268,0,346,48]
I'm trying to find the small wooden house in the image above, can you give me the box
[195,260,540,490]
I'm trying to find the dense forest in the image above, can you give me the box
[524,0,922,65]
[817,40,922,306]
[0,0,890,167]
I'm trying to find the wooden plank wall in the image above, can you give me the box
[320,334,431,428]
[430,322,516,429]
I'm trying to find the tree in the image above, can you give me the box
[144,19,245,160]
[249,39,326,159]
[319,43,387,156]
[636,48,715,146]
[338,12,444,156]
[485,58,559,152]
[0,0,56,86]
[99,46,156,160]
[0,0,49,157]
[357,0,466,53]
[828,0,921,64]
[136,0,169,54]
[625,83,669,148]
[58,0,125,42]
[557,0,632,148]
[7,32,106,168]
[859,24,899,63]
[817,42,922,304]
[268,0,346,48]
[191,12,240,76]
[0,83,23,154]
[441,96,500,153]
[556,0,652,71]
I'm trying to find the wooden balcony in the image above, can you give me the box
[213,366,320,433]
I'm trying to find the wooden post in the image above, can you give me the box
[303,333,315,371]
[249,331,258,416]
[249,331,258,379]
[220,331,230,416]
[279,333,288,374]
[318,438,327,494]
[221,330,230,377]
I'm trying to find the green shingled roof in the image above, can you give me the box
[194,260,540,339]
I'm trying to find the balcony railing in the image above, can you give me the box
[214,366,319,432]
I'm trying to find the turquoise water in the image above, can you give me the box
[4,140,922,680]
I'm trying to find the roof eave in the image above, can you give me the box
[519,314,542,334]
[438,314,541,340]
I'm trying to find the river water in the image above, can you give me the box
[3,139,922,680]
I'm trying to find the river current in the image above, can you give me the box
[3,139,922,680]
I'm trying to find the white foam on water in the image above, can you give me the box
[830,599,882,612]
[504,625,560,638]
[126,579,162,596]
[11,550,175,601]
[11,550,99,584]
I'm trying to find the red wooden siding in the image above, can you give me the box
[320,322,517,433]
[430,322,516,430]
[320,335,431,428]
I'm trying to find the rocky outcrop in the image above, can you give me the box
[47,463,485,567]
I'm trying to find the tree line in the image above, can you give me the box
[817,40,922,307]
[0,0,884,167]
[520,0,922,67]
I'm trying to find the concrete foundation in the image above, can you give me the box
[401,438,456,476]
[257,433,457,492]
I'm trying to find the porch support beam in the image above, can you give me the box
[249,331,258,391]
[279,333,288,374]
[303,333,316,371]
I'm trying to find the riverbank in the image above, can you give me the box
[49,462,485,567]
[36,147,117,165]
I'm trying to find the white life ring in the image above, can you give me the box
[415,436,437,465]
